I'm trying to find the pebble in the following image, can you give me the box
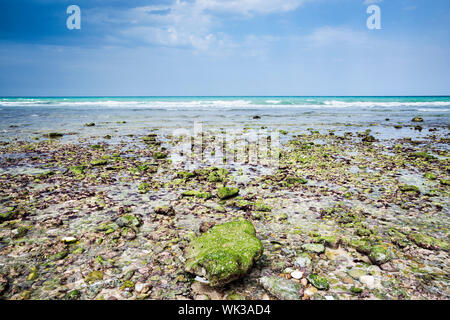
[359,275,375,289]
[290,270,303,280]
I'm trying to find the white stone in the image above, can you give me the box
[360,275,375,289]
[290,270,303,280]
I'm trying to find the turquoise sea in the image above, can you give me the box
[0,96,449,142]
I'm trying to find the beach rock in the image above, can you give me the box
[302,243,325,254]
[359,275,375,289]
[154,206,175,216]
[368,245,392,265]
[260,276,303,300]
[217,187,239,200]
[412,117,424,122]
[117,214,141,227]
[307,274,329,290]
[290,270,303,280]
[294,254,312,269]
[185,219,263,287]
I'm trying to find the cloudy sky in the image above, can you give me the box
[0,0,449,96]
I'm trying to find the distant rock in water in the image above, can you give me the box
[185,219,263,287]
[412,117,424,122]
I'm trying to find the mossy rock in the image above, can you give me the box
[217,187,239,200]
[283,177,308,187]
[116,214,141,228]
[90,159,108,166]
[84,271,104,284]
[177,171,195,179]
[185,219,263,287]
[424,172,437,180]
[317,235,340,249]
[153,152,168,159]
[181,190,213,200]
[399,185,420,194]
[440,179,450,186]
[208,168,229,182]
[154,205,175,216]
[307,274,329,290]
[407,232,449,251]
[412,117,424,122]
[260,276,303,300]
[302,243,325,254]
[44,132,63,138]
[368,245,392,265]
[69,165,86,175]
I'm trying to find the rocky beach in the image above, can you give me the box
[0,97,449,300]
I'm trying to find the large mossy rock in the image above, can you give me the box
[185,219,263,287]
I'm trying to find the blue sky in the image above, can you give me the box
[0,0,449,96]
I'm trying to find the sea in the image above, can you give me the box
[0,96,449,143]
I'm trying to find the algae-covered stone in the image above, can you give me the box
[260,276,303,300]
[69,165,85,175]
[185,219,263,287]
[84,271,104,284]
[117,214,141,228]
[154,206,175,216]
[412,117,424,122]
[407,232,449,251]
[90,159,108,166]
[217,187,239,200]
[368,245,392,265]
[302,243,325,254]
[399,185,420,194]
[182,190,213,200]
[307,274,329,290]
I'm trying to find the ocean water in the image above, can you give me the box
[0,96,449,142]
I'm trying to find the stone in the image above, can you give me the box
[185,219,263,287]
[302,243,325,254]
[260,276,303,300]
[368,245,392,265]
[348,268,366,280]
[359,275,375,289]
[217,187,239,200]
[290,270,303,280]
[294,254,312,268]
[154,206,175,216]
[412,117,424,122]
[307,274,329,290]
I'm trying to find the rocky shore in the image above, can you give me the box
[0,119,448,300]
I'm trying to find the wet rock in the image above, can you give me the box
[294,254,312,269]
[185,219,263,287]
[84,271,104,284]
[217,187,239,200]
[368,245,392,265]
[412,117,424,122]
[302,243,325,254]
[407,233,449,251]
[260,276,303,300]
[154,206,175,216]
[117,214,141,227]
[307,274,329,290]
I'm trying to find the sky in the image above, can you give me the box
[0,0,449,96]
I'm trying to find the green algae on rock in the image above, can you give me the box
[307,274,329,290]
[260,276,303,300]
[181,190,213,200]
[154,205,175,216]
[368,245,393,265]
[217,187,239,200]
[185,219,263,287]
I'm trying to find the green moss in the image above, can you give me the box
[399,185,420,193]
[65,290,80,300]
[424,172,437,180]
[410,152,435,160]
[44,132,63,139]
[440,179,450,186]
[69,165,86,175]
[84,271,104,284]
[307,274,329,290]
[283,176,308,187]
[48,250,69,261]
[90,159,108,166]
[368,245,392,265]
[153,152,168,159]
[350,286,363,294]
[254,201,272,212]
[407,232,449,251]
[181,190,213,199]
[117,215,141,228]
[302,243,325,253]
[217,187,239,200]
[317,235,339,248]
[177,171,195,179]
[185,219,263,287]
[121,280,135,291]
[208,168,229,182]
[138,182,151,193]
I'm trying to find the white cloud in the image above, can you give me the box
[88,0,309,51]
